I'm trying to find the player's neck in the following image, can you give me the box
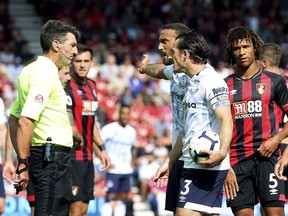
[187,64,206,77]
[264,66,281,75]
[71,73,86,84]
[235,63,260,79]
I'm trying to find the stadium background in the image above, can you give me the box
[1,0,288,215]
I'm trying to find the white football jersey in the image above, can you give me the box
[100,122,136,174]
[164,64,214,161]
[181,66,230,170]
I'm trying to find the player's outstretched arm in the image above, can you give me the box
[138,54,168,79]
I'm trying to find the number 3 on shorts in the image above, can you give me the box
[180,180,192,196]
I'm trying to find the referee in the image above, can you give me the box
[8,20,80,216]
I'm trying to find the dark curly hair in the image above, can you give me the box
[224,26,264,65]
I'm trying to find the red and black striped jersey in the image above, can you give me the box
[65,78,98,161]
[225,70,288,166]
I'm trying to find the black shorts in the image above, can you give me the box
[227,153,285,212]
[29,146,72,216]
[27,179,35,207]
[71,160,94,202]
[165,160,183,212]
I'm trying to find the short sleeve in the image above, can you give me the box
[20,67,54,121]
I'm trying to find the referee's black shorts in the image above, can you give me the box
[29,146,72,216]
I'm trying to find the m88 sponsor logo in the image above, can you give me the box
[233,100,262,119]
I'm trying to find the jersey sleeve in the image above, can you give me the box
[131,127,137,147]
[65,85,74,112]
[163,65,174,80]
[20,68,54,121]
[100,124,111,143]
[10,97,21,118]
[275,75,288,112]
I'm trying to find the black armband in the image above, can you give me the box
[99,145,106,151]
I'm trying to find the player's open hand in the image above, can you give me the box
[3,160,16,183]
[224,167,239,200]
[100,150,111,171]
[198,149,226,168]
[274,157,288,181]
[153,160,170,188]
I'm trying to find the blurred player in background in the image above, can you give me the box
[65,43,110,216]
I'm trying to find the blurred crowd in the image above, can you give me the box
[1,0,288,213]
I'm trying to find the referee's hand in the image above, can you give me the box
[13,164,29,194]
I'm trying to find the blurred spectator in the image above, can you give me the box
[108,70,129,96]
[99,53,119,80]
[87,57,101,81]
[129,71,144,98]
[0,42,16,65]
[19,41,35,65]
[120,87,134,106]
[119,54,136,79]
[6,56,23,85]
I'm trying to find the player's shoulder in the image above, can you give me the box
[87,77,96,85]
[201,67,226,84]
[262,70,286,83]
[126,124,137,132]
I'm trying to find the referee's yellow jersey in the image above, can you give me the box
[10,56,73,148]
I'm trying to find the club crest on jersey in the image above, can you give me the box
[188,80,200,95]
[179,76,189,87]
[256,83,266,95]
[72,186,79,196]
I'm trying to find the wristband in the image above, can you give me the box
[99,145,106,151]
[16,156,29,175]
[17,156,29,166]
